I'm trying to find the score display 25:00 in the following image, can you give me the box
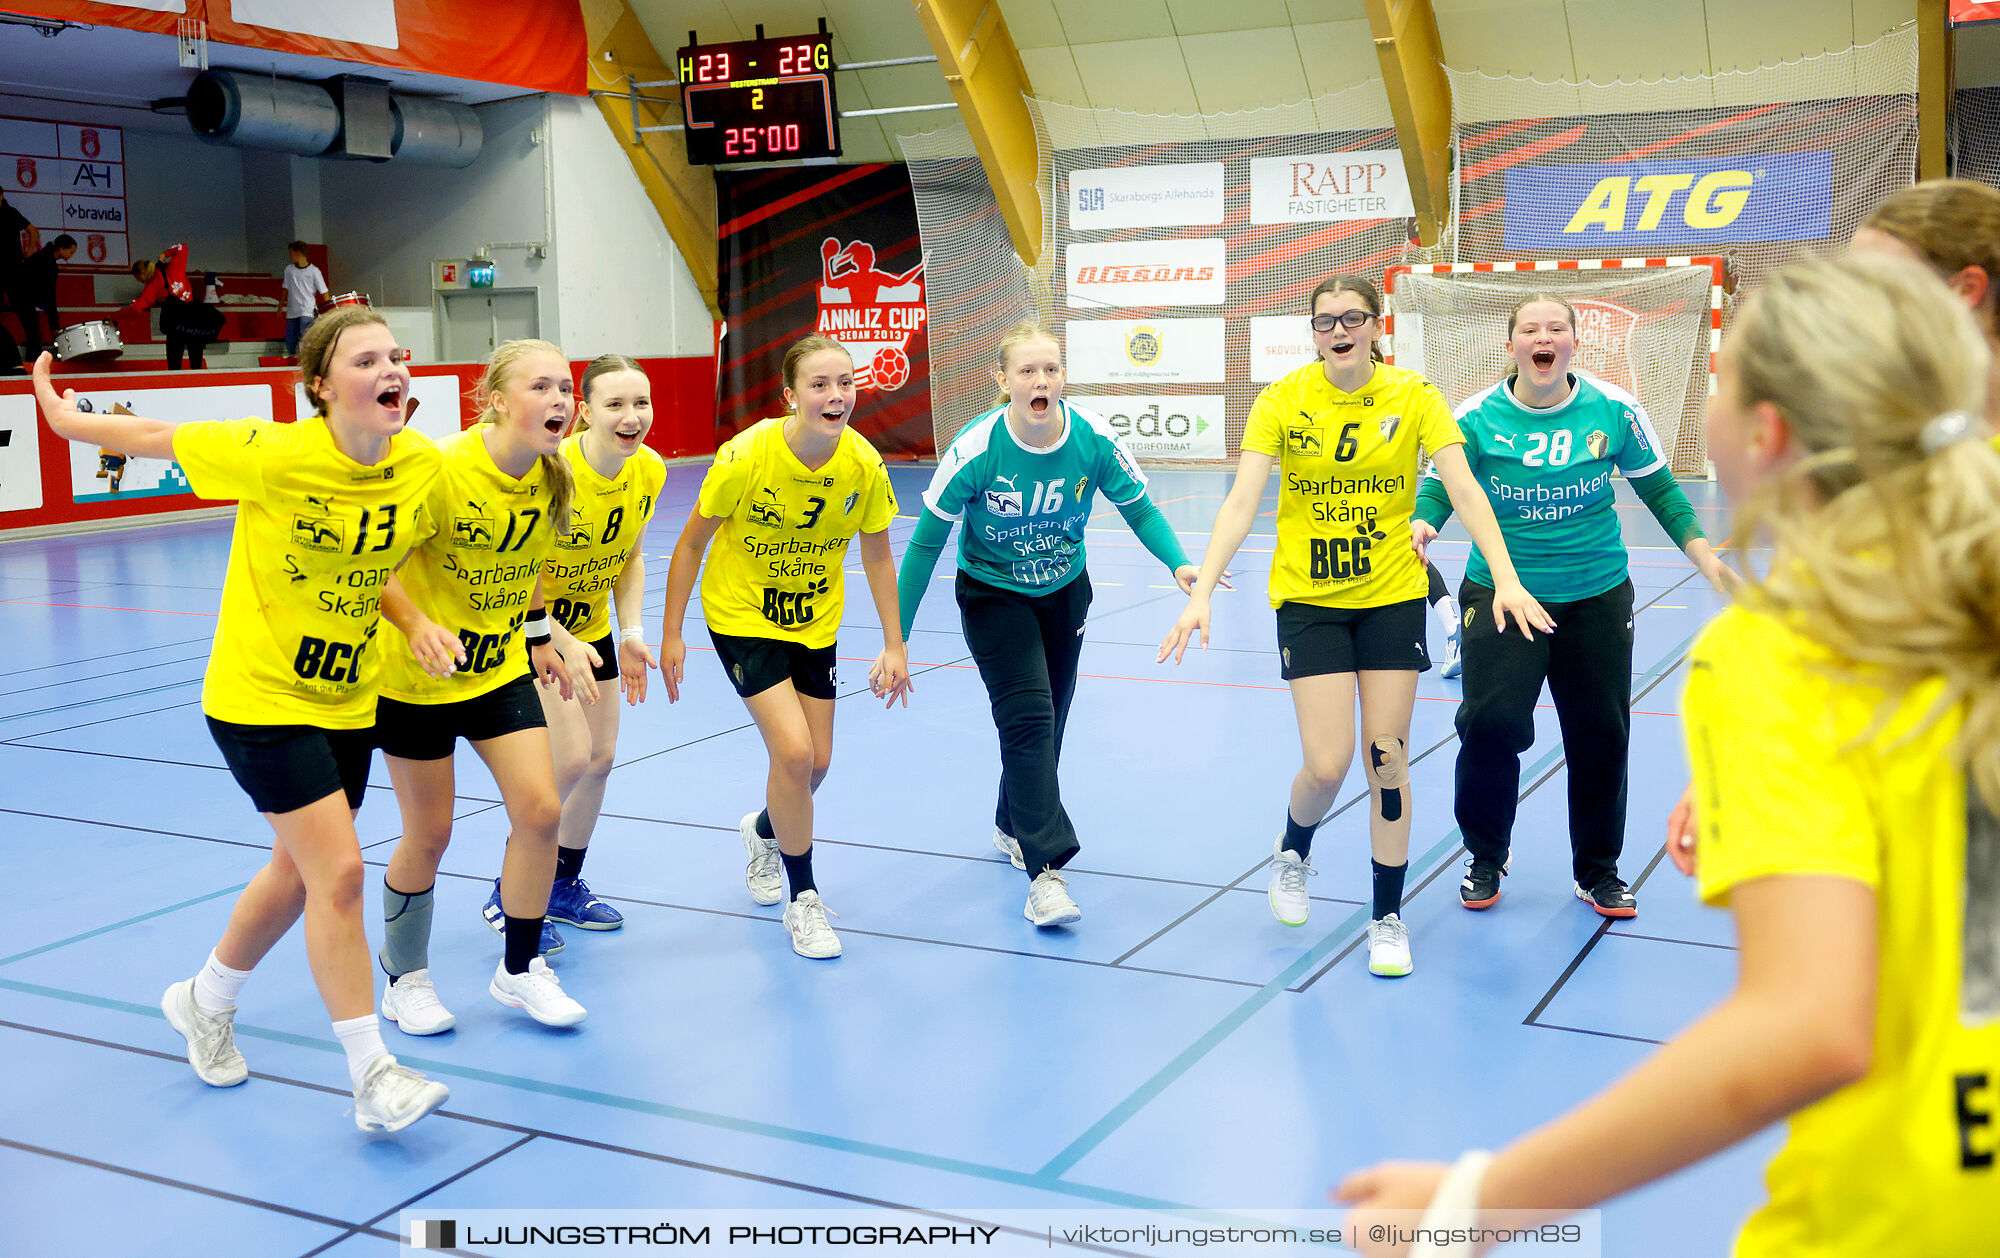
[724,124,805,156]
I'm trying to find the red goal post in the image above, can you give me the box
[1383,257,1727,476]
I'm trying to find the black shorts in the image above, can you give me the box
[710,630,838,700]
[588,632,618,683]
[373,673,547,761]
[1276,597,1430,679]
[206,717,374,815]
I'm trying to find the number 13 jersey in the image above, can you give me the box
[696,417,897,648]
[1241,360,1462,609]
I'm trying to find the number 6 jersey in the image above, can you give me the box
[696,416,897,648]
[171,415,443,728]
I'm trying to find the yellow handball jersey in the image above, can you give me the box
[543,434,666,642]
[174,416,442,729]
[696,416,897,649]
[378,426,559,704]
[1241,360,1462,609]
[1685,605,2000,1257]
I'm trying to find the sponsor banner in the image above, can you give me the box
[73,230,128,267]
[1,156,123,198]
[60,124,121,164]
[1064,239,1226,310]
[0,119,57,158]
[0,114,124,259]
[0,394,45,514]
[1503,152,1833,250]
[67,384,271,504]
[1249,316,1320,383]
[63,193,125,231]
[1067,161,1225,231]
[1064,319,1225,385]
[1249,150,1412,224]
[1069,394,1225,460]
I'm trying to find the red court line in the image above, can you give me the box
[0,598,217,618]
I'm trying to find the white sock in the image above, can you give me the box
[192,950,253,1015]
[1435,594,1461,635]
[332,1014,389,1089]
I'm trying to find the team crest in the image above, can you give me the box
[748,487,785,528]
[1286,425,1323,457]
[1585,430,1609,461]
[291,513,344,552]
[452,502,495,548]
[1125,326,1162,367]
[1074,476,1089,499]
[843,491,859,515]
[558,518,592,550]
[984,473,1023,518]
[1378,414,1402,442]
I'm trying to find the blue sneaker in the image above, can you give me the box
[546,876,624,930]
[479,878,566,955]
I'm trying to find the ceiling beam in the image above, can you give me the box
[580,0,721,318]
[1363,0,1452,247]
[1919,0,1949,179]
[910,0,1042,266]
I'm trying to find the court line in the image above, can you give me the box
[1603,929,1735,951]
[0,883,253,969]
[0,696,205,745]
[14,633,216,676]
[0,675,203,724]
[3,652,212,698]
[0,596,219,617]
[1032,619,1708,1183]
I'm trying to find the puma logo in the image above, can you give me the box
[1491,433,1517,451]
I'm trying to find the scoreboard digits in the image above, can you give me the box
[676,33,840,165]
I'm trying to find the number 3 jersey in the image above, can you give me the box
[696,416,897,648]
[378,426,559,704]
[171,415,443,729]
[919,400,1149,594]
[1242,360,1463,609]
[542,433,666,641]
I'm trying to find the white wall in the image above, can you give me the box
[317,94,558,346]
[547,95,710,359]
[124,131,250,274]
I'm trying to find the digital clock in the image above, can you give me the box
[677,33,841,165]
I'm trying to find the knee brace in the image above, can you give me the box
[1367,736,1409,822]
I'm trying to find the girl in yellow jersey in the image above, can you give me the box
[373,339,590,1034]
[658,336,912,960]
[1340,254,2000,1255]
[475,354,665,937]
[1161,274,1551,979]
[28,311,452,1132]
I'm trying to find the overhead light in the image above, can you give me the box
[0,14,89,37]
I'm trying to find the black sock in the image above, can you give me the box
[503,914,543,975]
[780,849,816,900]
[1426,561,1448,605]
[1372,859,1408,920]
[1282,810,1315,859]
[755,809,776,842]
[555,845,585,882]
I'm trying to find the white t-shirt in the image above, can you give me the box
[282,263,327,317]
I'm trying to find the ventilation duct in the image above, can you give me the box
[184,70,483,167]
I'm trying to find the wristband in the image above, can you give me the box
[524,608,552,646]
[1411,1150,1493,1257]
[620,626,646,643]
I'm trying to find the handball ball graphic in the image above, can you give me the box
[871,345,910,392]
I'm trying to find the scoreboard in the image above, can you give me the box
[677,33,841,164]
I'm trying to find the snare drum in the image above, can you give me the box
[326,292,371,309]
[54,320,124,361]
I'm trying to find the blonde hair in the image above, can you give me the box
[574,353,647,432]
[780,336,852,409]
[298,307,390,417]
[993,318,1059,406]
[1728,253,2000,810]
[473,338,575,535]
[1860,178,2000,339]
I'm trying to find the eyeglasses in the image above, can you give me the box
[1310,310,1373,333]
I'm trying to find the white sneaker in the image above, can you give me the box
[1440,625,1463,679]
[782,890,842,958]
[739,811,783,906]
[1024,869,1082,926]
[993,828,1027,871]
[1368,913,1414,977]
[488,957,587,1027]
[1268,839,1315,927]
[161,977,248,1087]
[351,1054,449,1133]
[379,969,456,1036]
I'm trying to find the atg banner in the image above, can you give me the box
[1503,153,1832,251]
[717,164,932,456]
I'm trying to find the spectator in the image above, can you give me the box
[12,233,77,364]
[282,240,328,359]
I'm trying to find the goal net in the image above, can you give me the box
[1384,259,1724,476]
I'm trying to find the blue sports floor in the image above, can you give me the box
[0,466,1772,1256]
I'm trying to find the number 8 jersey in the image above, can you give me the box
[1242,360,1463,609]
[378,426,559,703]
[172,415,443,728]
[542,433,667,641]
[696,416,897,648]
